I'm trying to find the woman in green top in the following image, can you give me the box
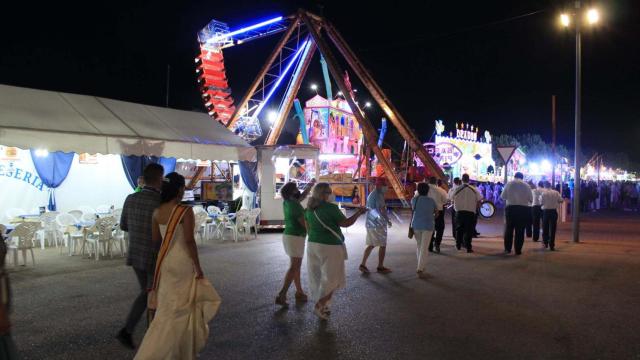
[305,182,366,320]
[276,180,314,306]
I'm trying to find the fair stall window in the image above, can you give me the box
[273,157,315,199]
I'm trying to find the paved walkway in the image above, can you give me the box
[8,210,640,359]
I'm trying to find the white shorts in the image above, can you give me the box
[307,242,346,301]
[365,227,387,247]
[282,234,306,258]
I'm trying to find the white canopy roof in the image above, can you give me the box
[0,84,255,161]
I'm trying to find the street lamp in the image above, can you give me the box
[364,101,372,108]
[560,2,599,243]
[310,83,318,95]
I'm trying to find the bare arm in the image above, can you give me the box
[338,208,366,227]
[119,197,129,231]
[299,179,316,202]
[182,208,204,278]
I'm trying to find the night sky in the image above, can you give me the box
[2,1,639,161]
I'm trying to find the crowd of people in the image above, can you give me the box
[9,162,613,359]
[580,180,640,212]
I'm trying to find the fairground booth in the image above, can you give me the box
[0,84,256,222]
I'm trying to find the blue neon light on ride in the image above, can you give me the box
[207,16,284,43]
[251,39,311,121]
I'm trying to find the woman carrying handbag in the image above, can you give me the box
[410,183,437,278]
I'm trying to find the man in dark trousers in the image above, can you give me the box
[531,180,545,242]
[116,163,164,349]
[501,172,533,255]
[450,174,482,253]
[447,177,462,237]
[541,181,563,250]
[427,177,448,253]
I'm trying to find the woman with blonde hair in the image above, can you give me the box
[275,180,314,306]
[305,183,366,320]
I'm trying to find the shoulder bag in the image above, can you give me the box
[408,196,422,239]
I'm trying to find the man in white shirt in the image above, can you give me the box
[448,177,462,237]
[427,177,449,253]
[531,181,546,242]
[451,174,483,253]
[541,181,563,251]
[500,172,533,255]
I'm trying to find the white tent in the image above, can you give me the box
[0,84,255,161]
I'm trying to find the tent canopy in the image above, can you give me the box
[0,84,255,161]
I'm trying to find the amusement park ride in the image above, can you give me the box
[194,9,445,209]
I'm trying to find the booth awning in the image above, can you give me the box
[0,84,255,161]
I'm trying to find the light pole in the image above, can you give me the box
[560,2,599,243]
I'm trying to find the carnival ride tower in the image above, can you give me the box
[195,10,446,204]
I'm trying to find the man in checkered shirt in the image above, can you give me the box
[116,163,164,349]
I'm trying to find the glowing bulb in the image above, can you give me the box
[35,149,49,157]
[560,13,570,27]
[337,91,343,96]
[541,159,552,172]
[587,9,599,24]
[310,84,318,91]
[267,111,278,124]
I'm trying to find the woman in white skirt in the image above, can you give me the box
[276,181,314,306]
[411,182,437,278]
[305,183,366,320]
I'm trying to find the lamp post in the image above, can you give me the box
[560,2,599,243]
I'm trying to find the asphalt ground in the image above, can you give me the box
[8,209,640,360]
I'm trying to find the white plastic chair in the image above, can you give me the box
[5,208,25,220]
[56,213,84,255]
[78,206,96,218]
[96,205,111,214]
[37,212,63,249]
[68,210,83,221]
[8,222,38,267]
[81,212,98,223]
[84,217,116,261]
[206,206,223,240]
[246,208,261,239]
[193,207,209,243]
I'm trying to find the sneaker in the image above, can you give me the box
[116,328,135,350]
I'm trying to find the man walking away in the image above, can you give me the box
[531,181,545,242]
[448,177,462,237]
[501,172,533,255]
[428,177,448,253]
[541,181,563,251]
[450,174,482,253]
[116,163,164,349]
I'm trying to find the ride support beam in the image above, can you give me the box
[187,166,206,190]
[226,18,300,130]
[265,40,317,145]
[323,20,446,182]
[301,12,409,201]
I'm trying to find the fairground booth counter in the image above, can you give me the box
[0,84,255,221]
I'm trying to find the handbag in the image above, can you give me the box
[147,205,189,323]
[313,210,348,260]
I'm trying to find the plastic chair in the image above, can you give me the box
[81,212,97,223]
[193,207,209,243]
[78,206,96,217]
[246,208,261,239]
[37,212,63,249]
[85,217,116,261]
[68,210,83,222]
[206,206,223,240]
[56,213,85,255]
[8,222,38,267]
[96,205,111,214]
